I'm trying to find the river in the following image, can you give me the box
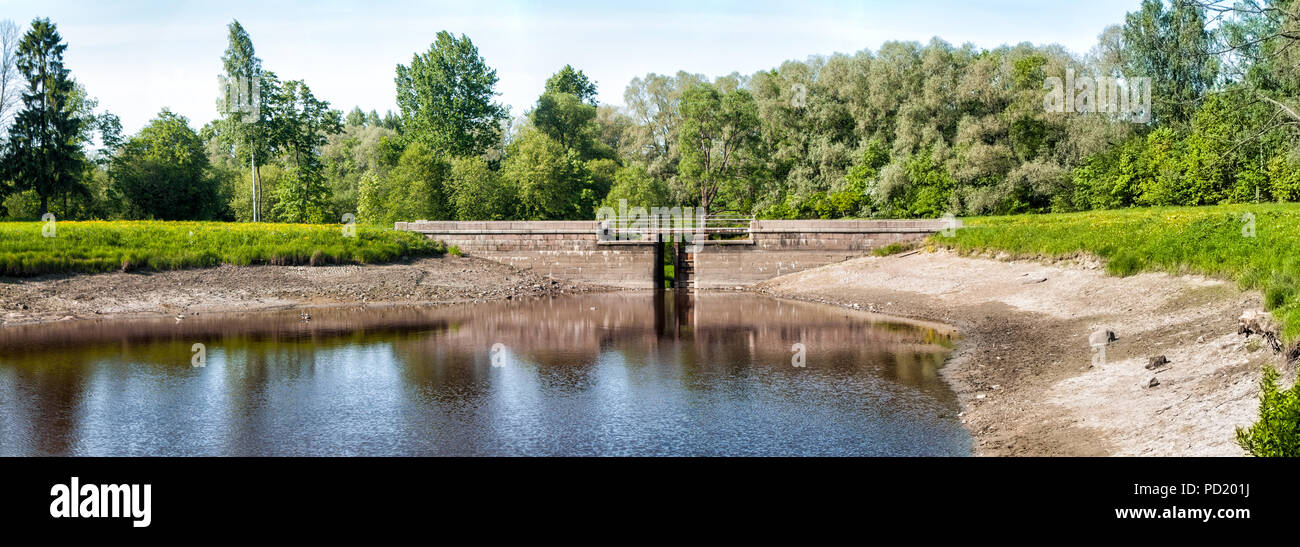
[0,292,970,456]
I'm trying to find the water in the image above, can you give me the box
[0,292,970,456]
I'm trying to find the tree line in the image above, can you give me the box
[3,1,1300,224]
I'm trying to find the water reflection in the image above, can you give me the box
[0,292,969,456]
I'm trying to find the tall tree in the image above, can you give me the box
[545,64,598,105]
[532,66,601,155]
[677,82,761,214]
[218,20,269,221]
[0,19,20,136]
[395,31,507,157]
[268,79,343,223]
[2,18,83,215]
[1122,0,1219,125]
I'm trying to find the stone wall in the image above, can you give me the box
[395,221,660,289]
[689,219,947,289]
[396,219,949,289]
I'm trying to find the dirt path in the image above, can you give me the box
[753,249,1282,456]
[0,256,605,327]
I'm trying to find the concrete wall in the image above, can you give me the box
[689,219,947,289]
[396,219,949,289]
[395,220,660,289]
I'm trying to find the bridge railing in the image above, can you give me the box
[598,213,754,241]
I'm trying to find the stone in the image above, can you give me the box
[1146,355,1170,370]
[1147,376,1160,388]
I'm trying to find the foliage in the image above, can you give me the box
[110,109,224,220]
[447,155,515,220]
[395,31,507,157]
[677,82,761,214]
[2,18,84,215]
[1236,365,1300,456]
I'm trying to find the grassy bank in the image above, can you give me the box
[0,220,444,277]
[933,204,1300,341]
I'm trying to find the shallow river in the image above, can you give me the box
[0,292,970,456]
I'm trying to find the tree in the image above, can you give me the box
[447,155,516,220]
[622,72,704,179]
[346,106,365,127]
[268,79,342,223]
[0,19,20,135]
[676,82,761,214]
[110,109,221,219]
[503,128,587,219]
[545,64,598,105]
[218,20,271,221]
[383,141,452,223]
[601,164,670,209]
[395,31,507,157]
[1122,0,1218,125]
[2,18,84,216]
[533,91,596,150]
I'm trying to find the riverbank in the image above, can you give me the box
[752,249,1284,456]
[0,256,603,327]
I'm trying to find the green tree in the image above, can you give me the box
[447,155,516,220]
[366,141,452,224]
[267,79,342,223]
[395,31,507,157]
[2,18,84,216]
[345,106,365,127]
[110,109,221,220]
[217,20,272,221]
[1122,0,1218,125]
[545,64,598,105]
[677,82,761,214]
[503,128,587,219]
[601,164,671,209]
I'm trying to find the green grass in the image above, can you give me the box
[0,220,445,277]
[872,242,916,257]
[931,203,1300,341]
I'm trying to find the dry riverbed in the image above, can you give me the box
[753,249,1286,457]
[0,255,604,327]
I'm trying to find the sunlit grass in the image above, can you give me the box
[0,220,444,277]
[933,203,1300,340]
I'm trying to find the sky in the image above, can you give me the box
[1,0,1142,134]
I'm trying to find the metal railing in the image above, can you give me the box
[598,213,754,241]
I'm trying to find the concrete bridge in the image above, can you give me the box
[395,219,951,289]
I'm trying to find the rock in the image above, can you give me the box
[1089,329,1118,347]
[1146,355,1170,370]
[1021,276,1048,284]
[1146,376,1160,388]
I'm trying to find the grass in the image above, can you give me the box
[0,220,444,277]
[872,242,916,257]
[931,203,1300,341]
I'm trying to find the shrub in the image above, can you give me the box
[1236,366,1300,457]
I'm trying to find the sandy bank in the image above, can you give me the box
[752,249,1285,456]
[0,256,605,327]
